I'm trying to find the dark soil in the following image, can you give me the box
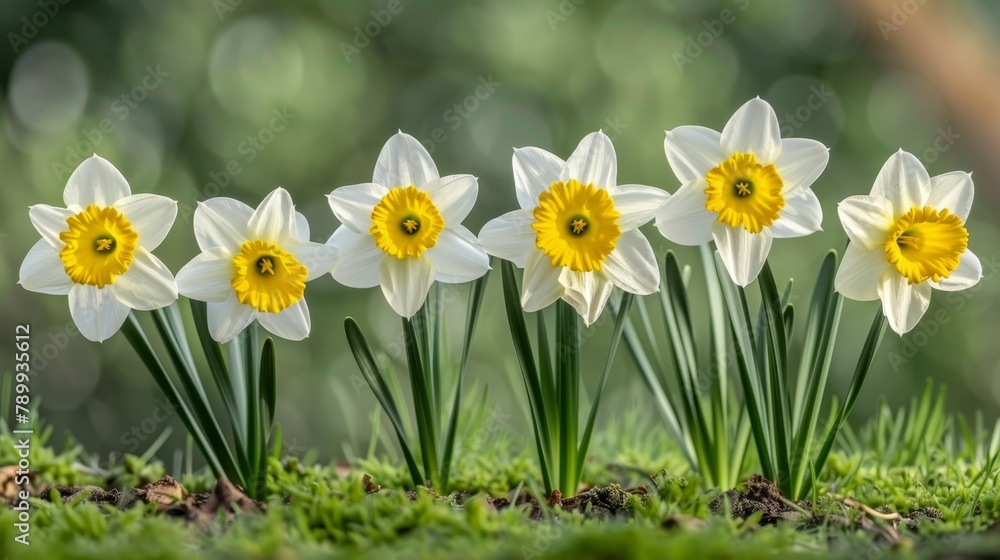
[709,474,801,524]
[46,475,265,529]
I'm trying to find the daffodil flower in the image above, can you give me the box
[327,131,490,318]
[176,187,335,343]
[18,155,178,342]
[478,131,667,326]
[835,150,981,335]
[656,98,830,286]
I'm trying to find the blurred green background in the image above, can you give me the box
[1,0,998,468]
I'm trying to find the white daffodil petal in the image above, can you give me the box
[248,187,296,242]
[295,211,310,242]
[112,249,177,311]
[176,248,234,302]
[878,270,931,335]
[559,269,613,326]
[521,250,563,312]
[932,250,982,292]
[378,255,435,318]
[607,184,669,232]
[69,283,131,343]
[478,209,536,268]
[63,155,132,208]
[328,227,383,288]
[834,244,888,302]
[837,195,893,250]
[513,147,564,209]
[194,197,253,253]
[771,189,823,239]
[663,126,725,184]
[258,300,311,341]
[374,131,439,189]
[114,194,177,251]
[208,292,257,343]
[19,239,72,295]
[712,223,772,287]
[29,204,73,249]
[927,171,974,221]
[775,138,829,199]
[420,174,478,224]
[566,131,616,188]
[721,98,781,164]
[655,180,715,246]
[286,239,337,281]
[871,150,929,215]
[427,226,490,284]
[328,183,388,234]
[602,229,659,295]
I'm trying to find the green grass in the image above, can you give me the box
[2,389,999,560]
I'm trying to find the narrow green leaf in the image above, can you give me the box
[621,317,695,466]
[701,244,731,486]
[190,300,241,438]
[149,308,243,486]
[758,262,794,494]
[344,317,423,486]
[792,251,837,428]
[789,252,842,499]
[536,312,558,431]
[120,314,227,480]
[812,307,887,481]
[440,270,490,490]
[715,252,775,480]
[662,252,714,481]
[500,261,553,492]
[576,292,633,482]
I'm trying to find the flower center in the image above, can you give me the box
[531,179,621,272]
[58,204,139,288]
[704,152,785,233]
[370,186,444,259]
[230,240,308,313]
[884,206,968,284]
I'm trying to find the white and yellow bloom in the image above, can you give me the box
[327,131,490,318]
[835,150,981,335]
[656,98,830,286]
[18,155,178,342]
[478,131,666,326]
[176,187,335,343]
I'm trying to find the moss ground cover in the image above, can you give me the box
[2,386,999,560]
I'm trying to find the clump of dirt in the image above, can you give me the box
[560,483,644,519]
[45,475,265,529]
[709,475,801,525]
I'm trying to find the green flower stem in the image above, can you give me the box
[556,299,579,496]
[403,316,440,488]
